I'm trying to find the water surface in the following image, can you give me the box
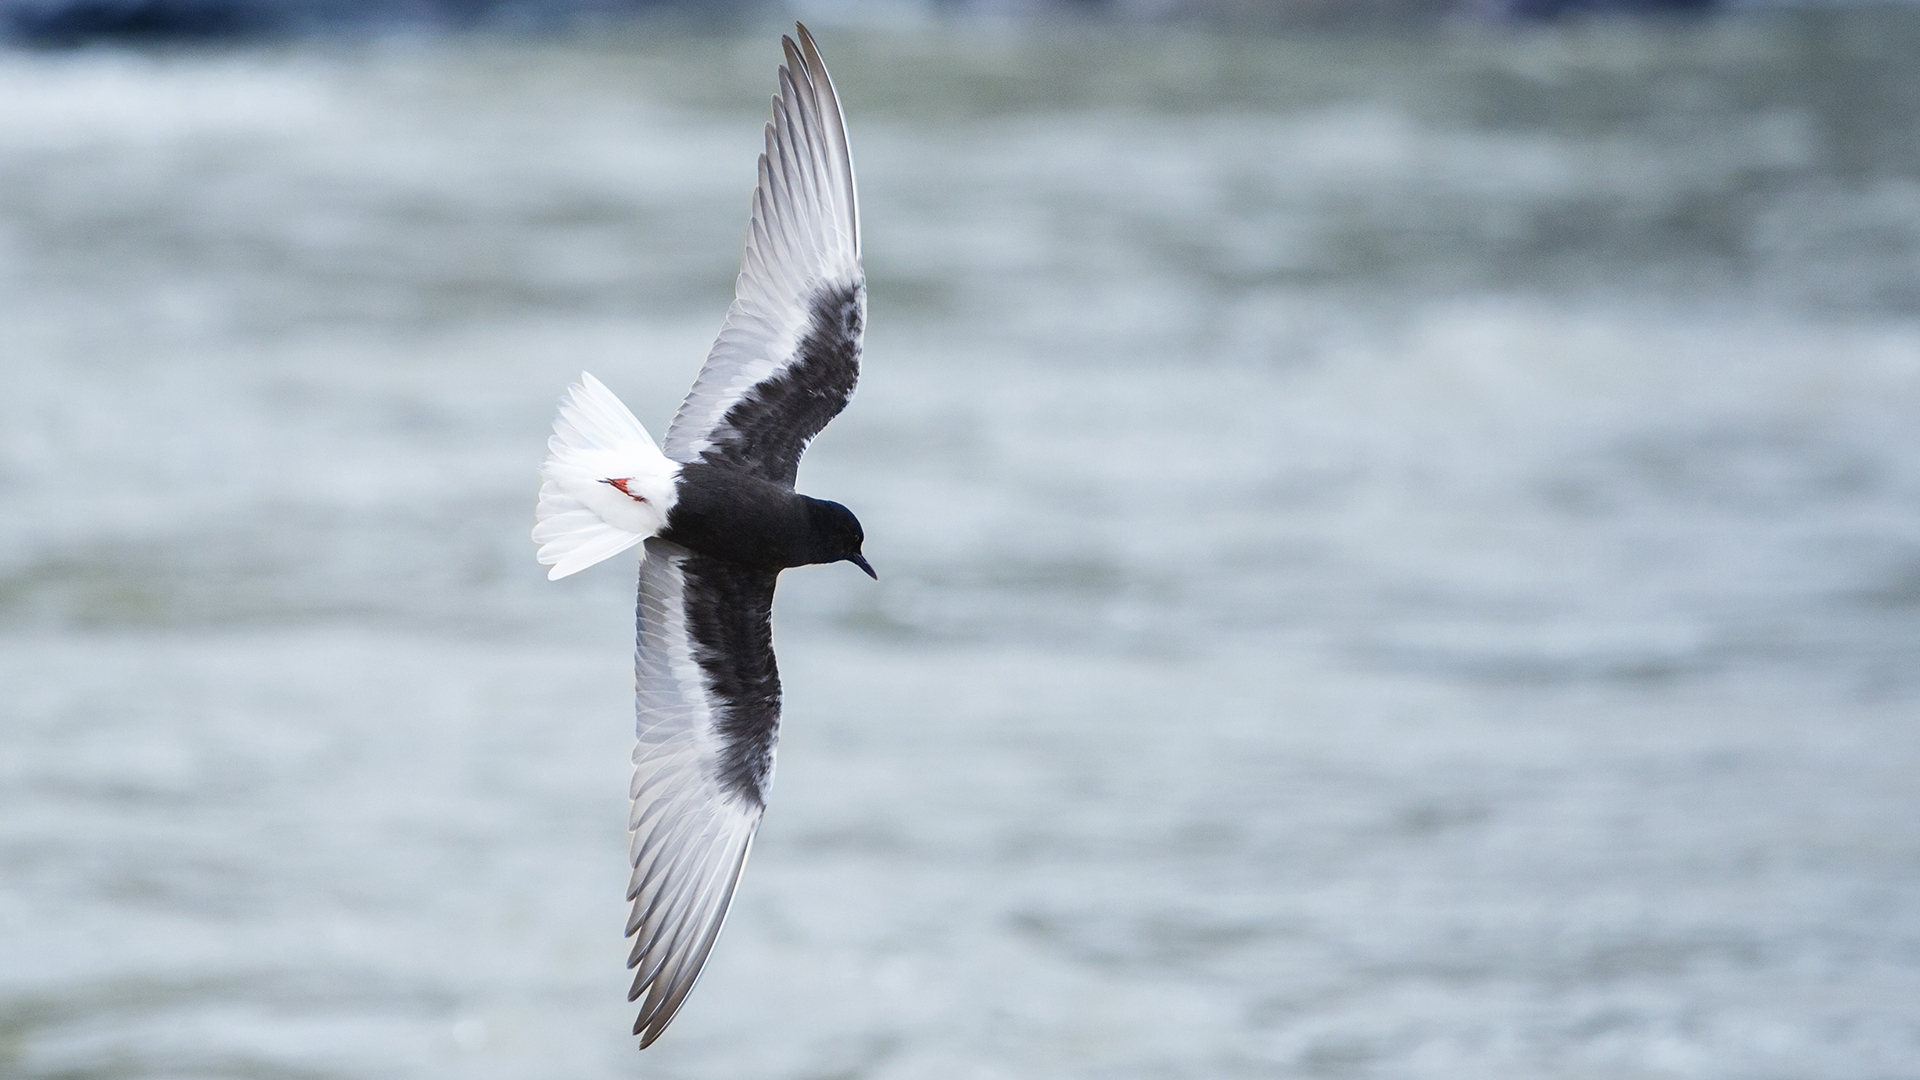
[2,10,1919,1078]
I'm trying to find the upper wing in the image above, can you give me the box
[662,24,865,489]
[626,538,782,1047]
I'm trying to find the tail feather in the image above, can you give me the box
[535,373,679,580]
[555,372,657,454]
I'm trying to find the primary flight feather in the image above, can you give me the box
[532,24,870,1048]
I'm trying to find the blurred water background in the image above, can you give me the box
[4,4,1920,1078]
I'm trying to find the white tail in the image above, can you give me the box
[534,373,680,580]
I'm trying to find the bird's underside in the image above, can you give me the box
[611,24,864,1047]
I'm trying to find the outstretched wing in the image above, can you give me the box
[663,24,864,490]
[626,538,782,1047]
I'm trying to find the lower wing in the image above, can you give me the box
[627,539,781,1045]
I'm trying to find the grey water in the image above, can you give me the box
[3,8,1920,1078]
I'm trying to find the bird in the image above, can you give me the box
[530,24,870,1048]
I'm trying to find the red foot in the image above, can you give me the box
[601,478,647,503]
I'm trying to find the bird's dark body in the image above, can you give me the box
[661,463,855,572]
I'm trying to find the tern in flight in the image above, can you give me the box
[532,24,870,1047]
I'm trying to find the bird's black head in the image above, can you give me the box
[804,498,876,579]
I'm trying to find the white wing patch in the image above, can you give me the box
[663,26,863,466]
[534,373,681,580]
[628,540,763,1046]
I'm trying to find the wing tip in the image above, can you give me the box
[623,817,760,1050]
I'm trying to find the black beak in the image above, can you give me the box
[849,554,877,580]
